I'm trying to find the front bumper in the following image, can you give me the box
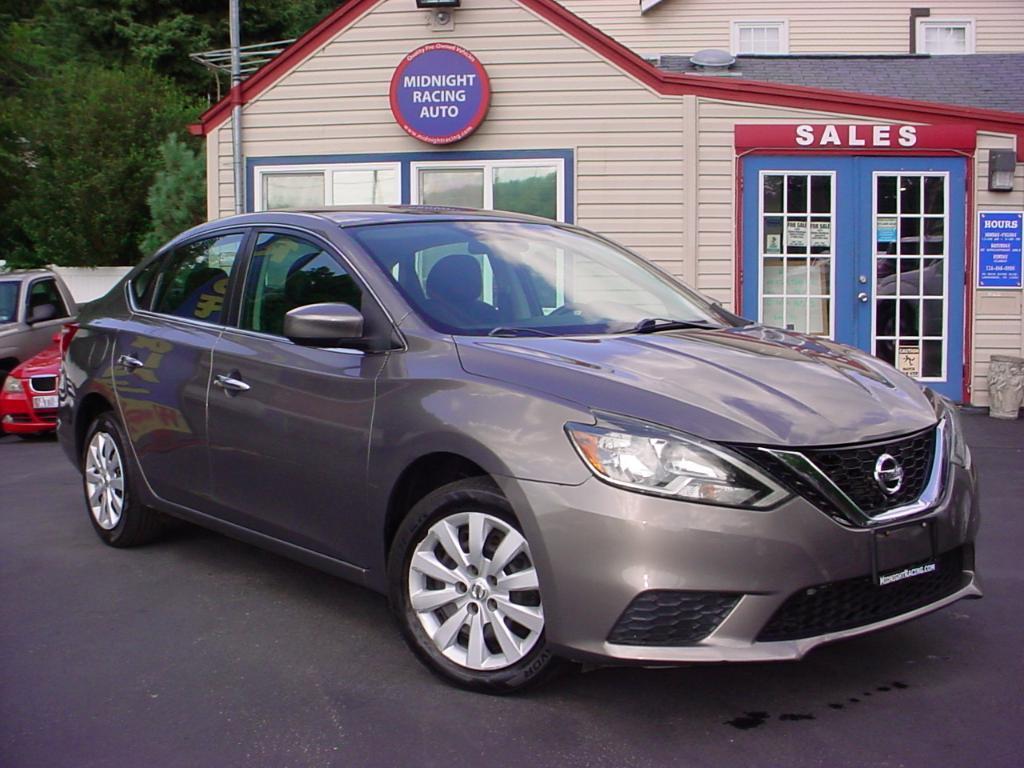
[1,389,58,435]
[497,462,980,664]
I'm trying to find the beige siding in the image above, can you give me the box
[560,0,1024,55]
[214,0,693,279]
[971,132,1024,406]
[206,128,220,221]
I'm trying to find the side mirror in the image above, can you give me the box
[27,303,58,325]
[284,303,364,347]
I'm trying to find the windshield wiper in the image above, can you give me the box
[487,326,557,337]
[624,317,723,334]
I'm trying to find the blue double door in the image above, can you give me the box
[742,155,966,400]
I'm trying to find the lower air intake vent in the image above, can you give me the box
[607,590,741,646]
[757,547,966,642]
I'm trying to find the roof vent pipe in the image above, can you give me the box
[689,49,737,71]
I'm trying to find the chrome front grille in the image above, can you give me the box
[800,427,935,515]
[732,423,945,527]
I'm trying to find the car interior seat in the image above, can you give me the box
[424,253,500,327]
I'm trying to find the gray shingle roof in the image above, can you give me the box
[656,54,1024,115]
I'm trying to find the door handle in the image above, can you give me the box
[857,292,869,303]
[117,354,144,371]
[213,374,251,394]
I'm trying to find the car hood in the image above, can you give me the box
[14,343,60,377]
[455,325,937,447]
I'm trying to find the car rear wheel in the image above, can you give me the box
[388,478,562,693]
[82,412,163,547]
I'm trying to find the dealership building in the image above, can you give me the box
[189,0,1024,405]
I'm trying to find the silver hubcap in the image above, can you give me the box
[84,431,125,531]
[408,511,544,671]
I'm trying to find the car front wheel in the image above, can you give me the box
[388,478,561,693]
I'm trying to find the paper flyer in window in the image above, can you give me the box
[809,221,831,250]
[877,217,898,244]
[786,219,807,249]
[897,344,922,378]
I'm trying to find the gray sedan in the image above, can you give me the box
[58,208,980,692]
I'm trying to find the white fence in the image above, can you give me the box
[50,266,132,304]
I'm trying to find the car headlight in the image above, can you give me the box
[3,375,22,394]
[931,394,971,469]
[565,414,791,508]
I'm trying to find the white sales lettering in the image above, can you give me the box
[791,123,920,148]
[821,125,842,146]
[898,125,918,147]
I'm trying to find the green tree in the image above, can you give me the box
[140,133,206,256]
[20,1,339,102]
[7,61,197,267]
[0,1,341,266]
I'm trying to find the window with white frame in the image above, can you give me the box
[411,158,565,222]
[917,18,975,55]
[255,162,401,211]
[731,21,789,55]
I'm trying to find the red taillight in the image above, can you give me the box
[59,322,80,358]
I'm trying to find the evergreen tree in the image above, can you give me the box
[0,1,340,267]
[140,133,206,256]
[7,61,196,267]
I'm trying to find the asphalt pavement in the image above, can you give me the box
[1,414,1022,768]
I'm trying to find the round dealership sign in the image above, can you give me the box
[389,43,490,145]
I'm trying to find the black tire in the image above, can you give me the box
[81,412,163,547]
[387,477,564,694]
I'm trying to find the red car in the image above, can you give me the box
[1,337,60,437]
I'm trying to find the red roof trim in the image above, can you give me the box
[190,0,1024,152]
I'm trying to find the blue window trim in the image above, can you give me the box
[246,149,575,223]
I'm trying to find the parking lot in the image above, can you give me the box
[1,413,1022,768]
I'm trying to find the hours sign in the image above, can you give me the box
[390,43,491,145]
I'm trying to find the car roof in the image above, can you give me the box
[201,206,558,230]
[0,269,58,281]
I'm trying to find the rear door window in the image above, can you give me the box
[151,233,244,324]
[239,232,362,336]
[0,281,18,323]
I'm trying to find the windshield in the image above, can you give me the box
[0,281,19,324]
[349,221,725,336]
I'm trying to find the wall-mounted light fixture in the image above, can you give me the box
[419,0,458,28]
[988,149,1016,192]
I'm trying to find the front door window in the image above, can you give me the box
[873,173,948,380]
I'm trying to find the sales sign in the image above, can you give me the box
[389,43,490,145]
[978,211,1023,289]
